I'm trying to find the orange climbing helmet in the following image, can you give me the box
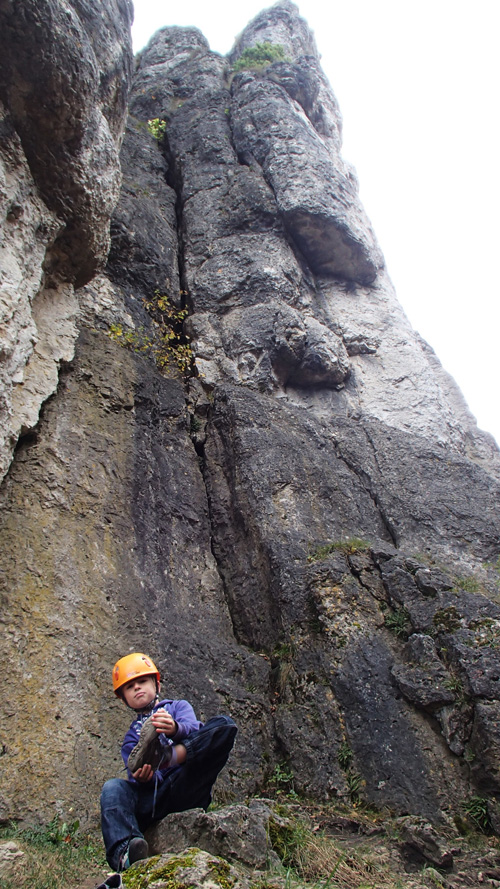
[112,652,160,696]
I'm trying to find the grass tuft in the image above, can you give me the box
[0,816,107,888]
[268,805,412,889]
[308,538,370,563]
[462,796,492,833]
[382,605,411,639]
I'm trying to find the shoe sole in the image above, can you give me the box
[127,717,169,772]
[129,836,149,866]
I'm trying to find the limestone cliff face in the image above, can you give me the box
[0,0,133,480]
[1,1,500,829]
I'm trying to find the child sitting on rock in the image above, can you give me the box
[100,652,237,873]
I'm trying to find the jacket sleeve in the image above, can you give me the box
[168,699,203,742]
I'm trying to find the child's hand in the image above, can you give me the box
[151,708,177,736]
[132,764,154,782]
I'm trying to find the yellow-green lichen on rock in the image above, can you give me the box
[122,848,241,889]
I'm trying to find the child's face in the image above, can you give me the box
[122,675,157,709]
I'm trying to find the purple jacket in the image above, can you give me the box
[122,698,203,783]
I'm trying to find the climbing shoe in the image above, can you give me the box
[119,836,149,871]
[95,874,122,889]
[127,716,172,773]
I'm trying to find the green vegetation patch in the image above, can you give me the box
[383,604,411,639]
[337,740,353,771]
[232,42,287,72]
[122,850,199,889]
[443,674,467,702]
[268,761,296,796]
[0,816,107,889]
[207,857,236,889]
[122,849,236,889]
[272,641,294,661]
[147,117,166,142]
[469,617,500,648]
[432,605,462,634]
[461,796,493,834]
[268,814,310,870]
[455,575,482,593]
[308,537,370,563]
[108,290,193,376]
[266,801,402,886]
[337,741,363,803]
[345,770,363,802]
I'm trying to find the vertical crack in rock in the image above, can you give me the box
[125,41,273,651]
[186,400,279,651]
[332,430,399,547]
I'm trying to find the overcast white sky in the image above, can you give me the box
[132,0,500,446]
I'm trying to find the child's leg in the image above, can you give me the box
[151,715,237,820]
[100,778,144,870]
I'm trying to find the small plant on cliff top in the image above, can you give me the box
[232,42,287,72]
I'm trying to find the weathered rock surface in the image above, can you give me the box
[391,634,457,712]
[0,0,133,286]
[1,0,500,835]
[0,841,24,878]
[0,329,271,823]
[0,0,133,480]
[146,802,276,868]
[397,816,454,868]
[230,71,383,283]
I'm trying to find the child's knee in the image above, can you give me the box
[101,777,129,806]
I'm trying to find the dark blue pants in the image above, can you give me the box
[100,715,237,870]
